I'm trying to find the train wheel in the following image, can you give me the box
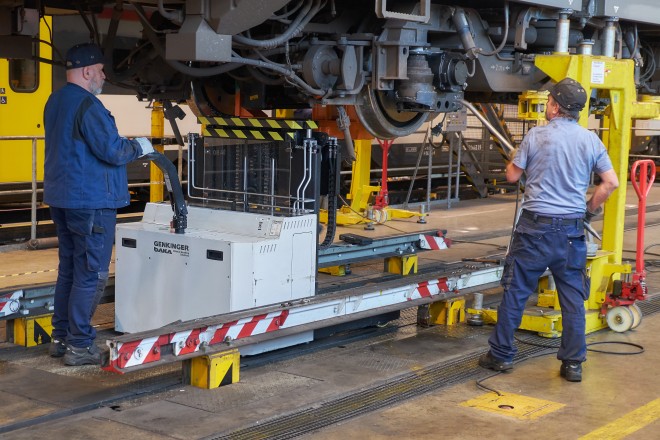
[354,84,429,139]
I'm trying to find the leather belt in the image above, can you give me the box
[520,210,583,226]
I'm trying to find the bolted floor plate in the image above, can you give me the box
[461,392,565,420]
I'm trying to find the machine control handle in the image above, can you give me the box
[630,159,656,274]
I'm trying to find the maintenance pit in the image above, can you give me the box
[1,185,660,439]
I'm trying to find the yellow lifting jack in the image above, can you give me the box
[318,138,426,226]
[468,50,660,337]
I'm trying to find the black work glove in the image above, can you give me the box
[584,204,603,223]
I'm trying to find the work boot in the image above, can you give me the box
[478,351,513,372]
[560,361,582,382]
[63,344,101,366]
[49,338,66,358]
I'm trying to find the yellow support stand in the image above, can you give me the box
[518,90,550,121]
[9,314,53,347]
[536,276,559,308]
[318,265,347,276]
[419,298,465,326]
[347,139,380,212]
[183,349,240,389]
[320,138,425,225]
[385,254,418,276]
[150,101,165,202]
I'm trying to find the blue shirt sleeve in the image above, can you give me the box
[512,130,532,169]
[591,133,613,174]
[79,97,141,166]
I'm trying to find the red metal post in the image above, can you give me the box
[375,139,394,209]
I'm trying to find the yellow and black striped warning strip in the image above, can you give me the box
[202,126,296,141]
[0,269,57,279]
[198,116,318,130]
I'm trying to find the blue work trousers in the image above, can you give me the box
[50,207,116,348]
[489,213,589,363]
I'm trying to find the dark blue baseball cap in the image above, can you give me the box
[549,78,587,111]
[65,43,105,70]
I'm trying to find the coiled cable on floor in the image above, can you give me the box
[513,333,645,355]
[476,334,645,395]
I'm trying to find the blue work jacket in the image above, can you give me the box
[43,83,142,209]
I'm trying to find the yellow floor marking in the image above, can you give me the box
[0,269,56,278]
[461,392,565,420]
[579,397,660,440]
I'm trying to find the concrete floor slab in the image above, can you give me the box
[2,184,660,438]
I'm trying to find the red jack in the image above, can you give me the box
[374,139,394,209]
[602,160,656,330]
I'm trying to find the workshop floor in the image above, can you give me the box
[1,184,659,439]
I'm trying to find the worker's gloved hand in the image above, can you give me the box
[584,204,603,223]
[135,137,154,157]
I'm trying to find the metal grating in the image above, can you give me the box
[205,295,660,440]
[638,295,660,315]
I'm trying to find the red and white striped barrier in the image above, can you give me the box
[410,278,450,300]
[418,234,451,250]
[104,265,501,373]
[0,290,22,317]
[107,310,289,370]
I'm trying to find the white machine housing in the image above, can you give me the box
[115,203,317,339]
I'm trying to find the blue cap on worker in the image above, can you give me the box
[65,43,105,70]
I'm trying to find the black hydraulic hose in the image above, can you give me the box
[479,1,509,57]
[320,139,339,249]
[143,151,188,234]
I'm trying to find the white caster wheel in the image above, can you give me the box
[606,306,634,332]
[629,303,643,329]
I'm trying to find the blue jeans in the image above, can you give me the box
[50,207,116,348]
[489,213,589,363]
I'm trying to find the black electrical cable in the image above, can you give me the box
[320,141,339,249]
[586,341,645,355]
[270,0,305,21]
[476,349,556,395]
[476,333,646,395]
[514,334,645,355]
[336,194,408,234]
[479,2,509,57]
[450,239,508,250]
[233,0,321,49]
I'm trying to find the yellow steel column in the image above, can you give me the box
[150,101,165,202]
[347,139,380,212]
[534,54,636,264]
[603,74,634,263]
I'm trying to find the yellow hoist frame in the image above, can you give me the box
[472,51,660,336]
[150,101,165,202]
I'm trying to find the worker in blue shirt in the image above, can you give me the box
[479,78,619,382]
[44,43,154,366]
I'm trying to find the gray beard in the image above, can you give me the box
[91,80,104,95]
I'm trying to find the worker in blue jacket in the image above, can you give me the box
[44,43,154,366]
